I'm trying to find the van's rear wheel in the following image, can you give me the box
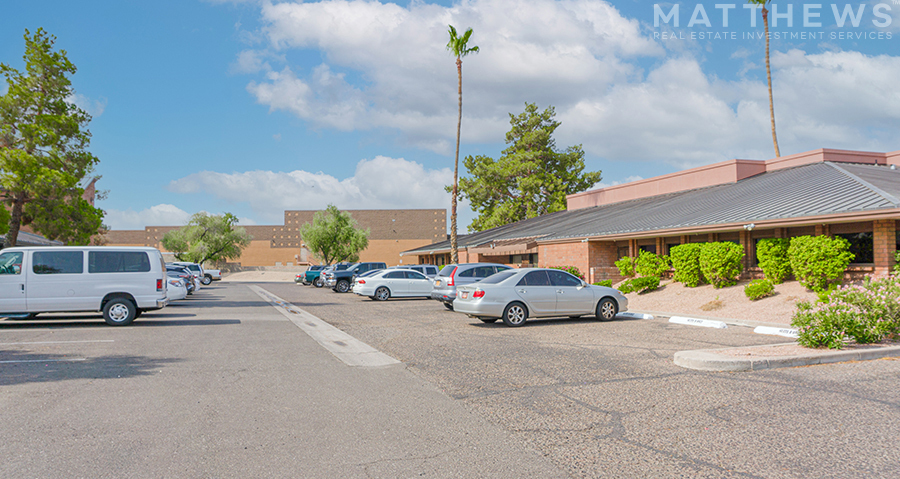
[104,298,136,326]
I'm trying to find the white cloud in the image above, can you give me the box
[233,0,900,167]
[167,156,462,223]
[105,204,193,231]
[593,175,644,190]
[67,93,107,117]
[243,0,660,152]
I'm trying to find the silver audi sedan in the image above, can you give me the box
[453,268,628,327]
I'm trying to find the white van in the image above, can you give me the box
[0,246,169,326]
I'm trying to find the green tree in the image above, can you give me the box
[446,25,479,263]
[748,0,781,157]
[298,205,370,265]
[457,103,602,231]
[0,28,104,246]
[161,212,251,265]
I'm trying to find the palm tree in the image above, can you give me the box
[749,0,780,157]
[446,25,479,264]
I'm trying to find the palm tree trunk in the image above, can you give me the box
[763,7,780,157]
[451,57,462,264]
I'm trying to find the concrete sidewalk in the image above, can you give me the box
[631,309,900,372]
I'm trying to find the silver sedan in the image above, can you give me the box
[452,268,628,327]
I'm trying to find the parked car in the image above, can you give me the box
[452,268,628,327]
[297,265,325,285]
[171,261,206,286]
[167,269,195,295]
[166,277,188,301]
[431,263,513,310]
[324,262,387,293]
[352,269,434,301]
[166,265,198,293]
[389,264,439,278]
[0,246,168,326]
[202,267,222,284]
[313,263,352,288]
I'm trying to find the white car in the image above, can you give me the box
[352,269,434,301]
[166,277,188,301]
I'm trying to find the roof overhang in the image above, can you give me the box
[536,208,900,245]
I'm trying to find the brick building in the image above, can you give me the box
[403,148,900,283]
[107,209,446,267]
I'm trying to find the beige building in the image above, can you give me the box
[107,209,446,267]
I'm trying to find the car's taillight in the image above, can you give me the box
[447,266,458,286]
[358,280,366,284]
[156,279,163,291]
[473,290,485,298]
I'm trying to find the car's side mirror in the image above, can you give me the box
[579,280,588,288]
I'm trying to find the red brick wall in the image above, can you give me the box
[874,219,897,276]
[538,242,590,280]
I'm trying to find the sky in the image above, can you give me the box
[2,1,898,232]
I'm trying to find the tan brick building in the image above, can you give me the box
[107,209,446,267]
[405,148,900,282]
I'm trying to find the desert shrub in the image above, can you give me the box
[744,279,774,301]
[635,250,670,278]
[670,244,703,287]
[788,235,853,293]
[550,265,584,280]
[699,242,744,288]
[792,276,900,349]
[617,279,634,294]
[593,280,613,287]
[614,256,636,278]
[631,275,660,293]
[756,238,791,284]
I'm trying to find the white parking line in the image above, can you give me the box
[0,340,115,346]
[0,358,87,364]
[248,285,402,368]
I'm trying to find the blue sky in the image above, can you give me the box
[3,1,898,231]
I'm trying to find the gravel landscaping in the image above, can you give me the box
[623,278,819,325]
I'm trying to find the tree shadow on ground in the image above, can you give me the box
[0,350,182,386]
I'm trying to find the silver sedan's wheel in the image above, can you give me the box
[103,298,136,326]
[502,302,527,327]
[596,298,618,322]
[374,287,391,301]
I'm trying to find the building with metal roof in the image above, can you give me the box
[402,148,900,282]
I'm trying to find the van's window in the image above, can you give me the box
[89,251,151,273]
[33,251,84,275]
[0,251,24,275]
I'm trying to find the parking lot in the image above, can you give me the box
[3,281,900,478]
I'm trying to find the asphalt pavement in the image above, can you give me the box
[0,283,566,478]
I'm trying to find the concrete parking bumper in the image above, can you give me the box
[675,343,900,371]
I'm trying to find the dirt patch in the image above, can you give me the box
[624,279,818,325]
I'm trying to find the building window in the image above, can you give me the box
[836,232,874,263]
[639,245,656,254]
[617,246,629,259]
[665,242,680,256]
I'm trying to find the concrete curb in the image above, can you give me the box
[630,309,793,330]
[674,344,900,372]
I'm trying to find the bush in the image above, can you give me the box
[617,276,660,294]
[895,251,900,275]
[788,235,854,293]
[756,238,791,284]
[593,280,613,287]
[670,244,703,287]
[635,250,670,278]
[744,279,774,300]
[699,242,744,288]
[792,276,900,349]
[550,265,584,280]
[614,256,636,278]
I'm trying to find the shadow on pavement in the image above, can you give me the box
[467,314,644,328]
[0,350,182,386]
